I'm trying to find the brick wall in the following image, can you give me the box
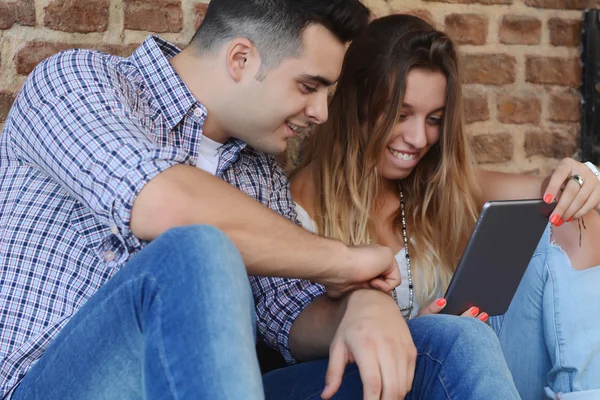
[0,0,593,174]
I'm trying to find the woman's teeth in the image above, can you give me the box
[287,123,299,133]
[389,147,418,161]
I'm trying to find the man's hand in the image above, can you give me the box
[321,290,416,400]
[320,245,401,299]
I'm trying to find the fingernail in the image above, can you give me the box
[471,307,479,316]
[556,219,564,227]
[550,214,560,225]
[479,312,489,322]
[544,194,553,204]
[567,217,573,222]
[436,298,446,307]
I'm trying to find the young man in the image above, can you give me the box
[0,1,399,399]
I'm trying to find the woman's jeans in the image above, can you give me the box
[490,225,600,399]
[263,315,520,399]
[12,225,264,400]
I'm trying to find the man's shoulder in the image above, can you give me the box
[26,47,132,102]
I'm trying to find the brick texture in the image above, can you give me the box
[549,91,581,122]
[462,54,516,85]
[548,18,582,47]
[525,57,581,87]
[125,0,183,33]
[470,133,514,163]
[463,90,490,124]
[445,14,488,45]
[44,0,110,33]
[499,15,541,45]
[497,94,541,124]
[0,0,587,175]
[0,0,35,29]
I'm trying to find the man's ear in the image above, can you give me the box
[225,37,259,83]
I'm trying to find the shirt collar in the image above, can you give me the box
[130,35,198,131]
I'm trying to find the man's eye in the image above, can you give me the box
[301,84,317,94]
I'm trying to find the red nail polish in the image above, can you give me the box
[557,219,564,227]
[544,194,553,204]
[479,312,489,322]
[471,307,479,316]
[436,298,446,307]
[567,218,573,222]
[550,214,560,225]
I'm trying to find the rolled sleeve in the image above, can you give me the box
[249,158,325,363]
[8,89,191,250]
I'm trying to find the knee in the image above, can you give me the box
[155,225,248,287]
[419,315,499,350]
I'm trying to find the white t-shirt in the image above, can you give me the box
[196,136,223,176]
[294,202,421,316]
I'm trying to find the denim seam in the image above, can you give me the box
[302,368,361,400]
[545,256,575,392]
[418,351,451,400]
[153,290,181,400]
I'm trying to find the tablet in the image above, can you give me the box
[440,199,556,316]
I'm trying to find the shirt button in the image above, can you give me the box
[103,251,115,262]
[193,108,203,118]
[110,226,119,235]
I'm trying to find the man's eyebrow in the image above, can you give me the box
[300,74,334,87]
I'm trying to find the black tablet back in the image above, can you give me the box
[441,199,556,316]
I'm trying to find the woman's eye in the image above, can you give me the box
[428,116,444,125]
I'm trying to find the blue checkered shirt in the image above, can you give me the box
[0,35,323,398]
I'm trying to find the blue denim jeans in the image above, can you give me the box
[263,314,520,399]
[11,225,264,400]
[490,225,600,399]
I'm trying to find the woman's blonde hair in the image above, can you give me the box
[297,14,482,305]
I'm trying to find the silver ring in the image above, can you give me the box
[571,174,585,188]
[584,161,600,182]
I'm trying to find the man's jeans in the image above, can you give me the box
[12,225,264,400]
[263,314,520,399]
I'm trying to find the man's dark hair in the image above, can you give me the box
[189,0,370,78]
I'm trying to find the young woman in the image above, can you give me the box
[291,14,600,399]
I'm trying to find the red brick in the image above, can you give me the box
[44,0,109,33]
[524,126,579,158]
[462,54,516,85]
[463,89,489,123]
[548,18,582,47]
[125,0,183,33]
[549,91,581,122]
[525,57,581,87]
[524,0,600,9]
[194,2,209,30]
[0,92,16,123]
[15,42,141,76]
[0,0,35,29]
[469,133,513,163]
[497,94,541,124]
[499,15,541,45]
[402,10,436,29]
[445,14,488,45]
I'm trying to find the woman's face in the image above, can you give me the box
[378,68,447,181]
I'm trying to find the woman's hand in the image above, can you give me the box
[543,158,600,226]
[417,298,489,322]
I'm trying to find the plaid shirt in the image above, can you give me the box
[0,36,323,398]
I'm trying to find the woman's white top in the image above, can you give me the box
[294,202,421,316]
